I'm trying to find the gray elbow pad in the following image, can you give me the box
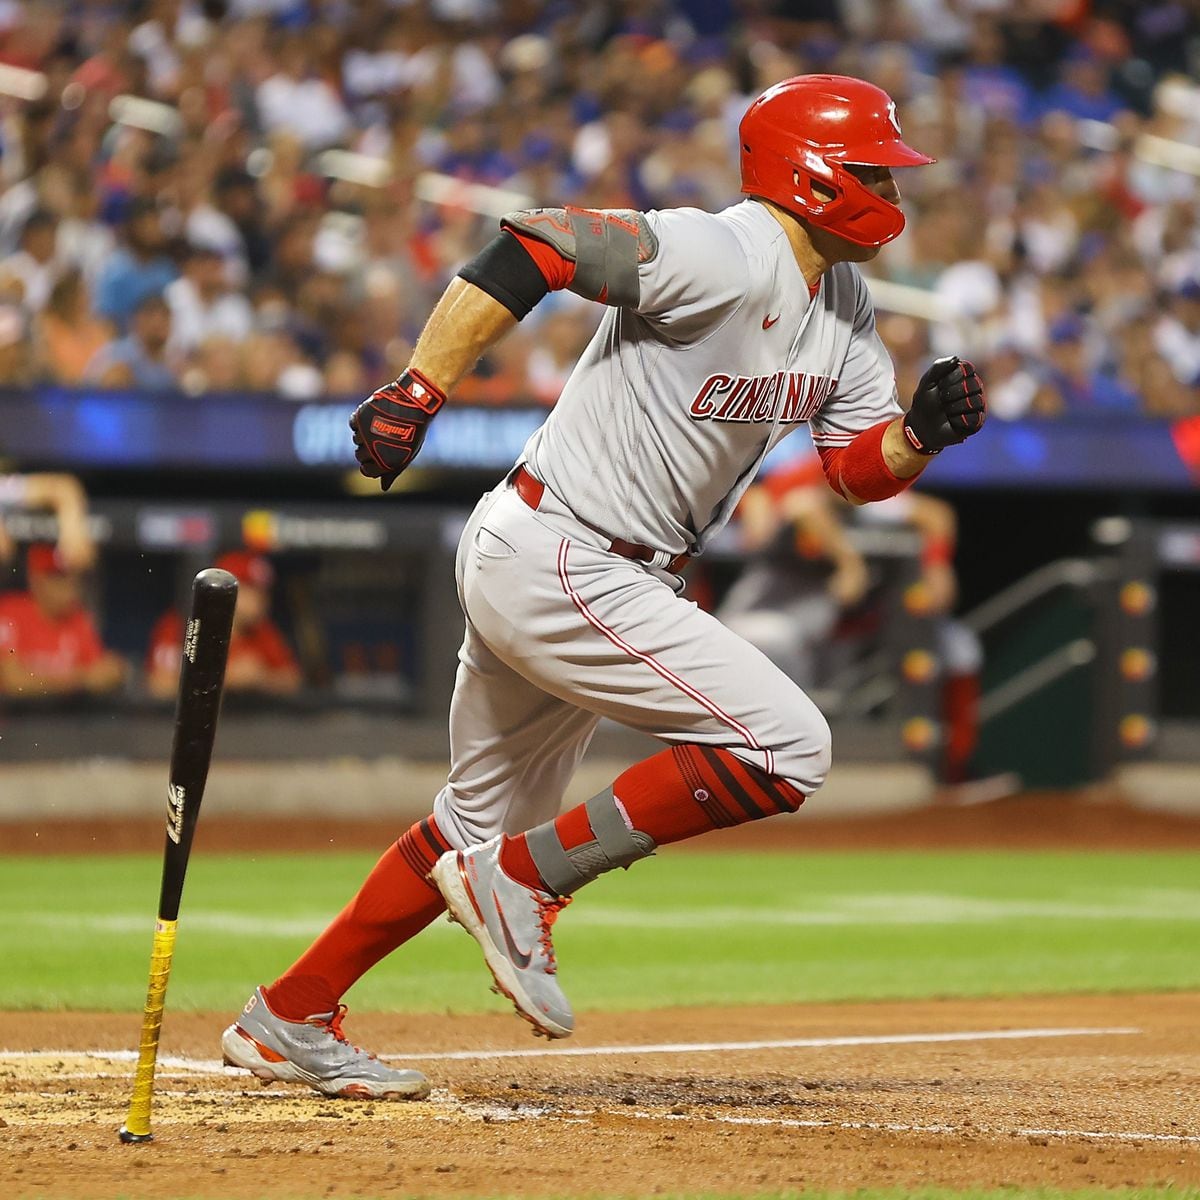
[499,206,659,308]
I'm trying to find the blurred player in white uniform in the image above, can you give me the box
[222,75,987,1098]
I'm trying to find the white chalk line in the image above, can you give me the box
[10,1030,1198,1148]
[374,1025,1145,1062]
[15,887,1200,937]
[2,1025,1140,1072]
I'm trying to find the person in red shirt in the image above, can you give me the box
[0,543,127,698]
[146,550,302,700]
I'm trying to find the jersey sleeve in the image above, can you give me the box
[632,208,750,341]
[809,269,902,449]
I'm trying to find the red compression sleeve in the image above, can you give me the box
[818,419,918,503]
[510,229,576,290]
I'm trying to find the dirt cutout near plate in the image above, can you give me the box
[3,992,1199,1199]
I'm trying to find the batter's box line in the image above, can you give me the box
[0,1025,1144,1072]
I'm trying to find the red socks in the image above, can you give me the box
[500,745,804,892]
[942,672,981,784]
[266,748,808,1015]
[264,816,451,1020]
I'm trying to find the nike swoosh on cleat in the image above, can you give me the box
[492,892,534,969]
[762,313,780,329]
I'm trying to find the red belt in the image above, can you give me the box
[513,465,691,575]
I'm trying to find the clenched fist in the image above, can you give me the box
[350,368,447,491]
[902,357,986,455]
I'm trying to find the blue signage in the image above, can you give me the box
[2,387,1197,490]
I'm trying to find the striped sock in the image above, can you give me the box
[499,746,805,893]
[264,815,451,1020]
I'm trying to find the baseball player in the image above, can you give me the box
[222,75,986,1099]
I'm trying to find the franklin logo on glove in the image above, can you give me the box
[350,368,447,492]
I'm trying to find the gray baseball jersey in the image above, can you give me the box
[432,199,901,847]
[522,200,901,556]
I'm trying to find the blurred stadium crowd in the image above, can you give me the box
[0,0,1197,415]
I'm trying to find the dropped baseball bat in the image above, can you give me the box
[119,568,238,1145]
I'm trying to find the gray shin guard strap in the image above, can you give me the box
[525,824,585,897]
[584,789,656,869]
[524,789,657,896]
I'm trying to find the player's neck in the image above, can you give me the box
[758,200,850,288]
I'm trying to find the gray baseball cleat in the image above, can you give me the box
[429,839,574,1039]
[221,987,431,1100]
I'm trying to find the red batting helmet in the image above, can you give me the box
[739,74,934,248]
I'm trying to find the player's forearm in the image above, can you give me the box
[408,279,518,396]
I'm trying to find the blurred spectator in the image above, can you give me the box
[36,269,115,384]
[1155,278,1200,387]
[166,244,254,354]
[93,199,176,331]
[183,333,245,393]
[0,303,32,385]
[1036,46,1130,125]
[0,544,127,700]
[0,1,1191,412]
[255,34,352,151]
[146,550,301,700]
[54,172,116,285]
[0,209,61,314]
[1038,313,1141,414]
[85,292,180,389]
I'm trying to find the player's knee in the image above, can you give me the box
[807,712,833,790]
[772,702,832,796]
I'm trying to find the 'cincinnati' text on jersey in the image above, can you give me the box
[688,371,838,424]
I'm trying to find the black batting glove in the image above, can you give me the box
[902,356,987,455]
[350,368,447,492]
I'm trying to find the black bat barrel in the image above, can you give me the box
[159,568,237,921]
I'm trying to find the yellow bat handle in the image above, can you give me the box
[120,918,178,1142]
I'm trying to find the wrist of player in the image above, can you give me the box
[350,367,447,492]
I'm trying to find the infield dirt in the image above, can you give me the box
[3,992,1198,1199]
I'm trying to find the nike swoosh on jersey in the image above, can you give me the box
[762,313,781,329]
[493,892,534,968]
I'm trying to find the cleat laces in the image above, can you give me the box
[535,894,571,973]
[313,1005,377,1061]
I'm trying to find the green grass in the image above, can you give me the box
[4,850,1200,1012]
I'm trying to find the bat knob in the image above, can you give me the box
[193,567,238,594]
[118,1125,154,1144]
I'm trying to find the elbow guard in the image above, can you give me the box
[500,206,658,307]
[819,420,916,503]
